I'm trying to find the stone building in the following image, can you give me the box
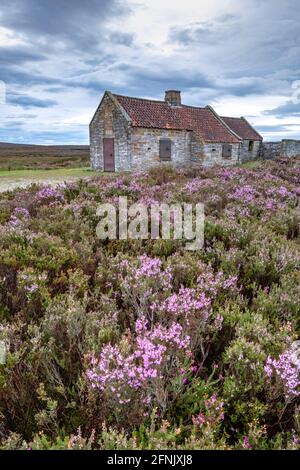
[221,116,263,162]
[89,90,263,172]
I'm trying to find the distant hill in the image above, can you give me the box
[0,143,90,170]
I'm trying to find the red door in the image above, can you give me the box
[103,138,115,171]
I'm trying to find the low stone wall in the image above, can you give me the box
[281,140,300,158]
[262,140,300,160]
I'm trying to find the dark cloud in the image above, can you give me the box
[169,14,239,45]
[108,63,213,94]
[109,32,134,47]
[0,67,63,86]
[169,3,300,79]
[0,46,46,66]
[8,94,57,108]
[263,101,300,117]
[257,124,294,132]
[2,120,25,128]
[0,0,132,93]
[0,0,130,42]
[219,80,267,97]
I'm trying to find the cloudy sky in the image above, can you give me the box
[0,0,300,144]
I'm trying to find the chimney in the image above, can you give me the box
[165,90,181,106]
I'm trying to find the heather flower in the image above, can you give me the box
[242,436,252,450]
[192,394,224,429]
[154,287,211,325]
[87,316,190,405]
[265,342,300,402]
[8,207,30,227]
[183,178,214,194]
[36,185,64,202]
[230,185,257,204]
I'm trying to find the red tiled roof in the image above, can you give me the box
[221,116,262,141]
[113,93,241,144]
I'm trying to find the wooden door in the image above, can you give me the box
[159,139,172,161]
[103,138,115,171]
[222,144,232,159]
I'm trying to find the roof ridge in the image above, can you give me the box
[240,116,263,140]
[222,115,263,140]
[207,106,242,142]
[113,93,208,110]
[181,104,206,110]
[221,116,243,120]
[112,93,166,105]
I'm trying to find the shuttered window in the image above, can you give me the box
[159,139,172,160]
[222,144,232,159]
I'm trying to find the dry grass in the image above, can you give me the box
[0,143,90,170]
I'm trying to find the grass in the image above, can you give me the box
[0,167,99,179]
[240,160,262,168]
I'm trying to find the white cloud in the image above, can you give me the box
[0,26,25,46]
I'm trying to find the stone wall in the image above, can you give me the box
[203,142,240,166]
[262,140,300,160]
[190,134,240,166]
[130,127,192,170]
[90,93,131,171]
[240,140,262,162]
[281,140,300,158]
[130,130,240,170]
[262,142,281,160]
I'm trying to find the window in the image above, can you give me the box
[248,140,254,151]
[222,144,232,159]
[159,138,172,161]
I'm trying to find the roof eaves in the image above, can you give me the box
[108,92,132,124]
[90,90,133,127]
[89,91,107,126]
[240,116,263,140]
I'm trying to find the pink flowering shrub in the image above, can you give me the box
[0,157,299,449]
[87,316,190,412]
[36,185,65,204]
[117,254,173,320]
[192,394,224,429]
[265,342,300,402]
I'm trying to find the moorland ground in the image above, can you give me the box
[0,143,97,192]
[0,143,90,170]
[0,157,299,450]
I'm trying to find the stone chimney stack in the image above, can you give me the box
[165,90,181,106]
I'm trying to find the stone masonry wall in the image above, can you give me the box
[202,142,240,166]
[281,140,300,158]
[130,127,192,171]
[262,142,281,160]
[240,140,262,162]
[90,93,131,171]
[190,134,240,166]
[262,140,300,160]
